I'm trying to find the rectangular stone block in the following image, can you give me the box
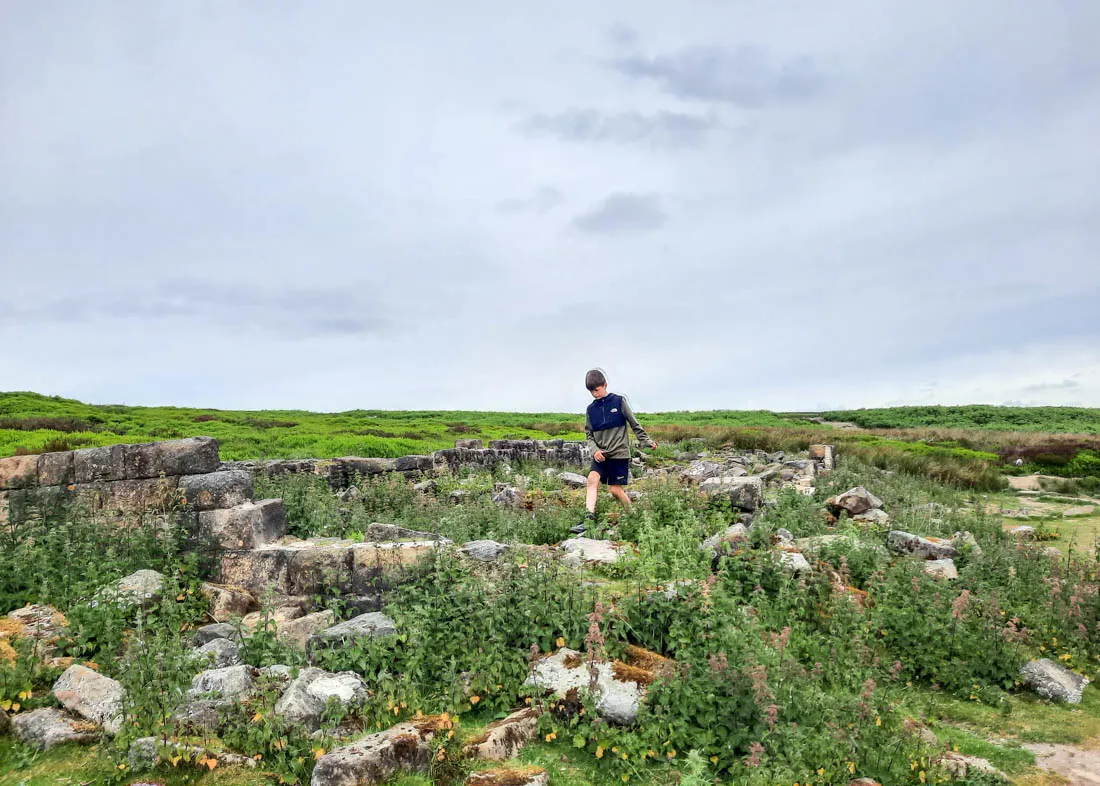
[394,455,433,472]
[73,438,219,484]
[179,470,253,511]
[73,444,124,484]
[351,542,436,594]
[454,439,484,449]
[76,477,180,513]
[198,499,287,550]
[153,437,220,477]
[0,454,39,490]
[37,452,74,487]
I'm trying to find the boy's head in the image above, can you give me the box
[585,368,607,398]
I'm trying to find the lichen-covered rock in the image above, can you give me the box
[560,538,628,566]
[11,708,99,749]
[466,767,549,786]
[852,509,890,525]
[129,737,256,771]
[311,717,448,786]
[683,460,722,482]
[701,523,749,554]
[307,612,396,659]
[0,454,39,489]
[698,476,764,511]
[199,582,257,622]
[194,637,242,668]
[1020,659,1090,703]
[1010,525,1037,539]
[52,664,123,734]
[275,667,368,730]
[0,706,9,735]
[558,472,588,488]
[192,623,240,647]
[827,486,884,517]
[948,531,983,558]
[179,470,254,511]
[923,559,958,580]
[95,569,166,610]
[459,540,511,562]
[886,531,959,560]
[464,707,540,760]
[525,648,642,725]
[939,753,1004,780]
[779,551,812,575]
[1,604,69,660]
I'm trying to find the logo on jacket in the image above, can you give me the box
[611,408,618,413]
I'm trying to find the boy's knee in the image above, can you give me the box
[586,474,600,488]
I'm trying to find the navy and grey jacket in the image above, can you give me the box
[585,392,652,460]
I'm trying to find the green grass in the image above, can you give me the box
[818,405,1100,434]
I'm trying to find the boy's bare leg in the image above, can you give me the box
[585,471,602,513]
[609,485,631,509]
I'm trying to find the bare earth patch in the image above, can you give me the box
[1024,739,1100,785]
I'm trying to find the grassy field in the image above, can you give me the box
[818,405,1100,433]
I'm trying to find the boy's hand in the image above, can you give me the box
[649,441,658,450]
[593,449,606,462]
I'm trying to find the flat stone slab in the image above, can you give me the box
[179,470,254,511]
[525,648,641,725]
[12,708,99,750]
[558,472,588,488]
[466,768,549,786]
[459,540,511,562]
[464,707,540,761]
[1020,658,1090,703]
[698,476,764,511]
[72,437,219,484]
[1063,505,1096,517]
[560,538,628,566]
[52,664,123,734]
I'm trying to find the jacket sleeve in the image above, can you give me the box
[621,396,652,445]
[584,409,599,456]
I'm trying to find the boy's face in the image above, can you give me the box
[588,384,607,398]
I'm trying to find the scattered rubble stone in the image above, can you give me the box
[923,559,958,580]
[459,540,511,562]
[560,538,628,566]
[886,531,960,560]
[95,569,166,610]
[1020,659,1089,703]
[275,667,368,730]
[11,707,99,749]
[525,648,642,725]
[192,623,240,647]
[308,612,396,658]
[52,664,123,734]
[311,717,448,786]
[827,486,884,517]
[464,707,540,760]
[194,637,242,668]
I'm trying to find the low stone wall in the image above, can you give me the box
[222,439,592,489]
[0,438,282,546]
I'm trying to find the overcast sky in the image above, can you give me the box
[2,1,1099,413]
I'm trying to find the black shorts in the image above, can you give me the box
[590,457,630,486]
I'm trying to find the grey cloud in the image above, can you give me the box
[606,23,638,48]
[573,193,666,235]
[611,45,823,106]
[1022,379,1082,392]
[496,186,565,215]
[2,279,389,338]
[518,109,719,149]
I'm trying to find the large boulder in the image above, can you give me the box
[1020,659,1090,703]
[827,487,884,517]
[197,499,287,550]
[525,648,643,725]
[886,531,959,560]
[311,718,447,786]
[11,708,99,750]
[52,664,124,734]
[308,612,396,659]
[698,476,764,511]
[275,667,368,730]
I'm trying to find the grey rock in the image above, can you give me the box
[192,623,240,647]
[0,707,8,736]
[12,708,99,750]
[194,638,242,669]
[558,472,588,488]
[923,559,959,580]
[275,667,368,730]
[779,551,812,574]
[464,707,540,761]
[95,569,166,610]
[491,486,522,507]
[178,470,254,511]
[413,479,438,494]
[129,737,256,771]
[560,537,627,565]
[525,648,642,725]
[448,489,469,502]
[52,664,124,734]
[338,486,362,503]
[1020,659,1090,703]
[278,610,337,650]
[886,531,960,560]
[311,721,439,785]
[828,486,884,517]
[198,499,287,550]
[188,665,255,701]
[459,540,511,562]
[852,509,890,525]
[683,460,722,482]
[308,612,396,658]
[948,531,983,558]
[774,528,795,543]
[361,522,451,543]
[701,523,749,554]
[698,476,764,511]
[1010,525,1037,539]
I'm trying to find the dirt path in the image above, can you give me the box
[1024,741,1100,785]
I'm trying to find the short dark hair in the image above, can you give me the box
[585,369,607,390]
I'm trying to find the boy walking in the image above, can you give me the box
[571,369,658,535]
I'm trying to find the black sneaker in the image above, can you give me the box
[571,513,595,535]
